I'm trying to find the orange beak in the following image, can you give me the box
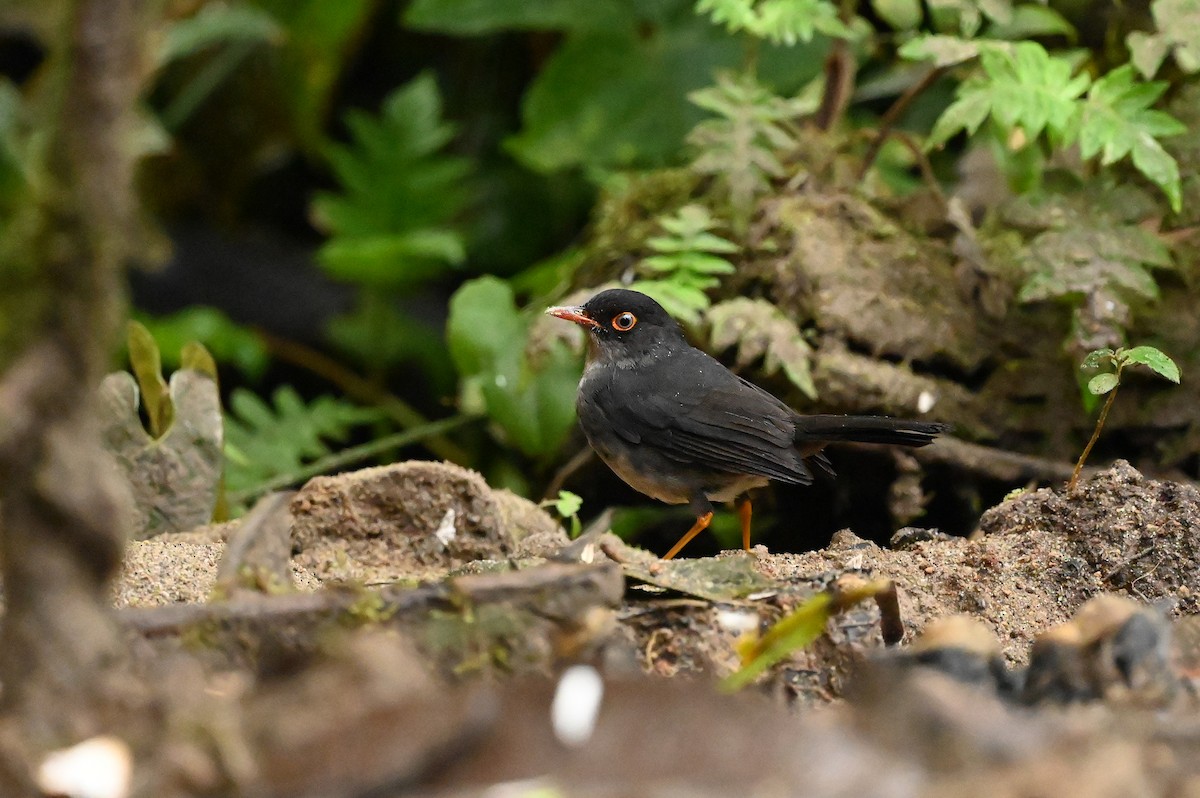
[546,305,601,330]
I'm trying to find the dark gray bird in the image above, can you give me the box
[547,288,947,559]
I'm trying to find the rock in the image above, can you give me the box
[289,460,567,583]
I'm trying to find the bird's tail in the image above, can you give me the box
[793,415,948,447]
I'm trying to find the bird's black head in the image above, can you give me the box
[546,289,684,355]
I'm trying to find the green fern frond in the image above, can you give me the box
[696,0,853,44]
[223,387,380,496]
[688,73,810,220]
[311,72,470,287]
[633,205,738,325]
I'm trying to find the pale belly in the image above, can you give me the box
[594,446,769,506]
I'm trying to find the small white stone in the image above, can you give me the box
[551,664,604,747]
[481,778,561,798]
[36,735,132,798]
[434,508,457,547]
[715,608,759,634]
[917,390,937,414]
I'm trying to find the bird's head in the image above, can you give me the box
[546,289,684,360]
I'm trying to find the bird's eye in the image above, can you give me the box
[612,312,637,331]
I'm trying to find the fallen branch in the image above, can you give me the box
[121,561,625,640]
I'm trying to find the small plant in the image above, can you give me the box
[687,72,813,223]
[540,490,583,538]
[696,0,853,44]
[223,386,381,502]
[632,204,738,325]
[912,41,1186,210]
[447,276,580,460]
[311,72,469,288]
[1069,345,1181,492]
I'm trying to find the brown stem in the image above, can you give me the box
[858,65,949,182]
[1069,384,1119,493]
[814,41,856,131]
[890,130,948,208]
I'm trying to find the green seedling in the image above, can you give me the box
[1070,345,1180,492]
[541,490,584,538]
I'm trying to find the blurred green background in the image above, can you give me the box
[3,0,1197,554]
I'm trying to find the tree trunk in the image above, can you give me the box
[0,0,146,746]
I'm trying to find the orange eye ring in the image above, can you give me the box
[612,312,637,331]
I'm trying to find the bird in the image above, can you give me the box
[546,288,948,560]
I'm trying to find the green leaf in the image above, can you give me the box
[318,230,466,287]
[926,0,1012,36]
[630,205,738,323]
[158,3,282,65]
[632,278,716,325]
[553,490,584,518]
[127,320,173,438]
[720,591,834,690]
[1017,226,1170,303]
[926,42,1089,149]
[1127,32,1172,79]
[223,387,379,496]
[899,34,988,67]
[448,278,579,457]
[1080,66,1186,212]
[927,86,992,146]
[404,0,627,33]
[709,298,817,398]
[313,73,470,286]
[507,17,826,174]
[1121,345,1182,383]
[1088,372,1120,395]
[180,342,219,382]
[697,0,854,43]
[872,0,922,31]
[1081,348,1116,369]
[985,5,1076,40]
[136,307,268,378]
[688,72,813,218]
[1124,0,1200,79]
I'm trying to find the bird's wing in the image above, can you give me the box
[590,353,814,485]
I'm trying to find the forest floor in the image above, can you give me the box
[103,458,1200,797]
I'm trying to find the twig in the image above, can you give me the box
[1100,545,1157,583]
[120,562,624,638]
[542,445,595,501]
[902,436,1089,484]
[871,580,904,646]
[257,329,471,463]
[858,65,948,182]
[814,42,855,131]
[888,130,948,207]
[228,414,478,504]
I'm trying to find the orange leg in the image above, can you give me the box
[737,498,753,551]
[662,511,714,561]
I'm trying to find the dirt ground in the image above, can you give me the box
[105,458,1200,797]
